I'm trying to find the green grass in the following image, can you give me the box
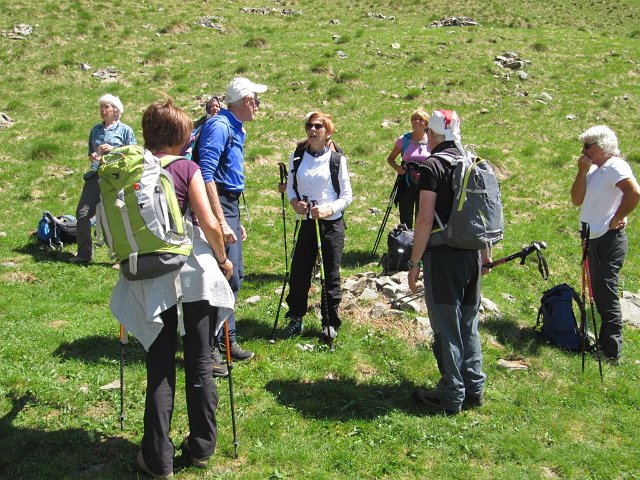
[1,0,640,478]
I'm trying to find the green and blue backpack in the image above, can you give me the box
[96,145,192,280]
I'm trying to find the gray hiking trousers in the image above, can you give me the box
[422,246,486,412]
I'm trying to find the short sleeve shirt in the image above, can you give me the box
[417,142,459,228]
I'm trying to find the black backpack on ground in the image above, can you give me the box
[36,211,77,250]
[534,283,585,352]
[380,223,413,274]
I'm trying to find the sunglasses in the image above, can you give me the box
[305,123,325,131]
[252,96,261,107]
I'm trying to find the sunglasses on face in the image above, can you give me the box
[252,96,260,107]
[305,123,325,131]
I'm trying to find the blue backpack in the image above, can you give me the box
[534,283,585,351]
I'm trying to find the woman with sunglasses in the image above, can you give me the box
[281,111,353,344]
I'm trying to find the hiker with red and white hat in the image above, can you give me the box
[408,110,491,415]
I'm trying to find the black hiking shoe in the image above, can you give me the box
[462,392,484,410]
[282,317,303,338]
[181,435,209,468]
[412,388,459,416]
[211,344,228,378]
[220,341,254,361]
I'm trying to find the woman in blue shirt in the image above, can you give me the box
[70,94,136,263]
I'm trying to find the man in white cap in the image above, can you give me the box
[197,77,267,375]
[407,110,491,415]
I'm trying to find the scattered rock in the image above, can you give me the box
[494,52,531,70]
[359,287,379,301]
[501,293,515,303]
[296,343,315,352]
[414,316,433,338]
[91,66,120,82]
[99,380,120,390]
[245,295,261,305]
[480,108,488,114]
[428,17,479,28]
[538,92,553,102]
[480,297,500,316]
[336,50,348,59]
[366,12,395,20]
[79,385,90,394]
[1,23,34,39]
[79,63,91,71]
[497,358,528,370]
[0,232,6,237]
[0,113,14,129]
[369,207,381,215]
[487,335,504,349]
[1,262,17,267]
[197,16,225,31]
[517,70,528,80]
[240,7,300,15]
[620,291,640,328]
[329,19,340,25]
[381,119,401,128]
[369,302,387,319]
[565,114,576,121]
[390,42,400,49]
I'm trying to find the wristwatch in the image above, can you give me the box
[407,259,419,269]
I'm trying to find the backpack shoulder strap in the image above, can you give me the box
[329,151,341,196]
[160,155,188,168]
[400,132,411,158]
[291,142,306,201]
[192,116,233,164]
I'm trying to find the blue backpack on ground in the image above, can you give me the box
[36,211,77,251]
[534,283,585,351]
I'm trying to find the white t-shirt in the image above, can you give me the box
[580,156,635,239]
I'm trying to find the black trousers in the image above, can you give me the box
[588,229,628,360]
[286,217,345,328]
[395,176,419,229]
[142,301,219,475]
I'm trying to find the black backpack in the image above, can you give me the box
[534,283,585,352]
[380,223,413,274]
[36,211,77,250]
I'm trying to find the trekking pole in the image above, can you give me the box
[312,201,333,349]
[390,289,424,309]
[269,214,301,343]
[118,324,128,430]
[580,222,604,382]
[222,320,239,458]
[278,162,289,272]
[241,192,251,228]
[372,175,400,257]
[483,241,549,280]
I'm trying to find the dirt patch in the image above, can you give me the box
[1,272,37,283]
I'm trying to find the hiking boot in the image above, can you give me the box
[462,392,484,410]
[282,316,303,338]
[412,388,459,416]
[210,345,228,378]
[181,435,209,468]
[321,325,338,344]
[136,450,174,479]
[69,255,90,264]
[220,341,254,361]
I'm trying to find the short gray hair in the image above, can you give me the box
[98,94,124,115]
[579,125,619,157]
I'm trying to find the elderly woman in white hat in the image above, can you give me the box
[70,94,136,263]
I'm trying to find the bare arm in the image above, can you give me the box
[205,181,237,244]
[609,177,640,229]
[408,190,436,293]
[190,172,233,279]
[386,144,405,174]
[570,155,592,206]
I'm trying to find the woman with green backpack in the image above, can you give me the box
[109,98,234,478]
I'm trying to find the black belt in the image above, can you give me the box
[216,186,241,199]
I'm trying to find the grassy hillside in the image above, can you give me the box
[1,0,639,478]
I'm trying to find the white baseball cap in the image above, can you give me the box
[225,77,267,104]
